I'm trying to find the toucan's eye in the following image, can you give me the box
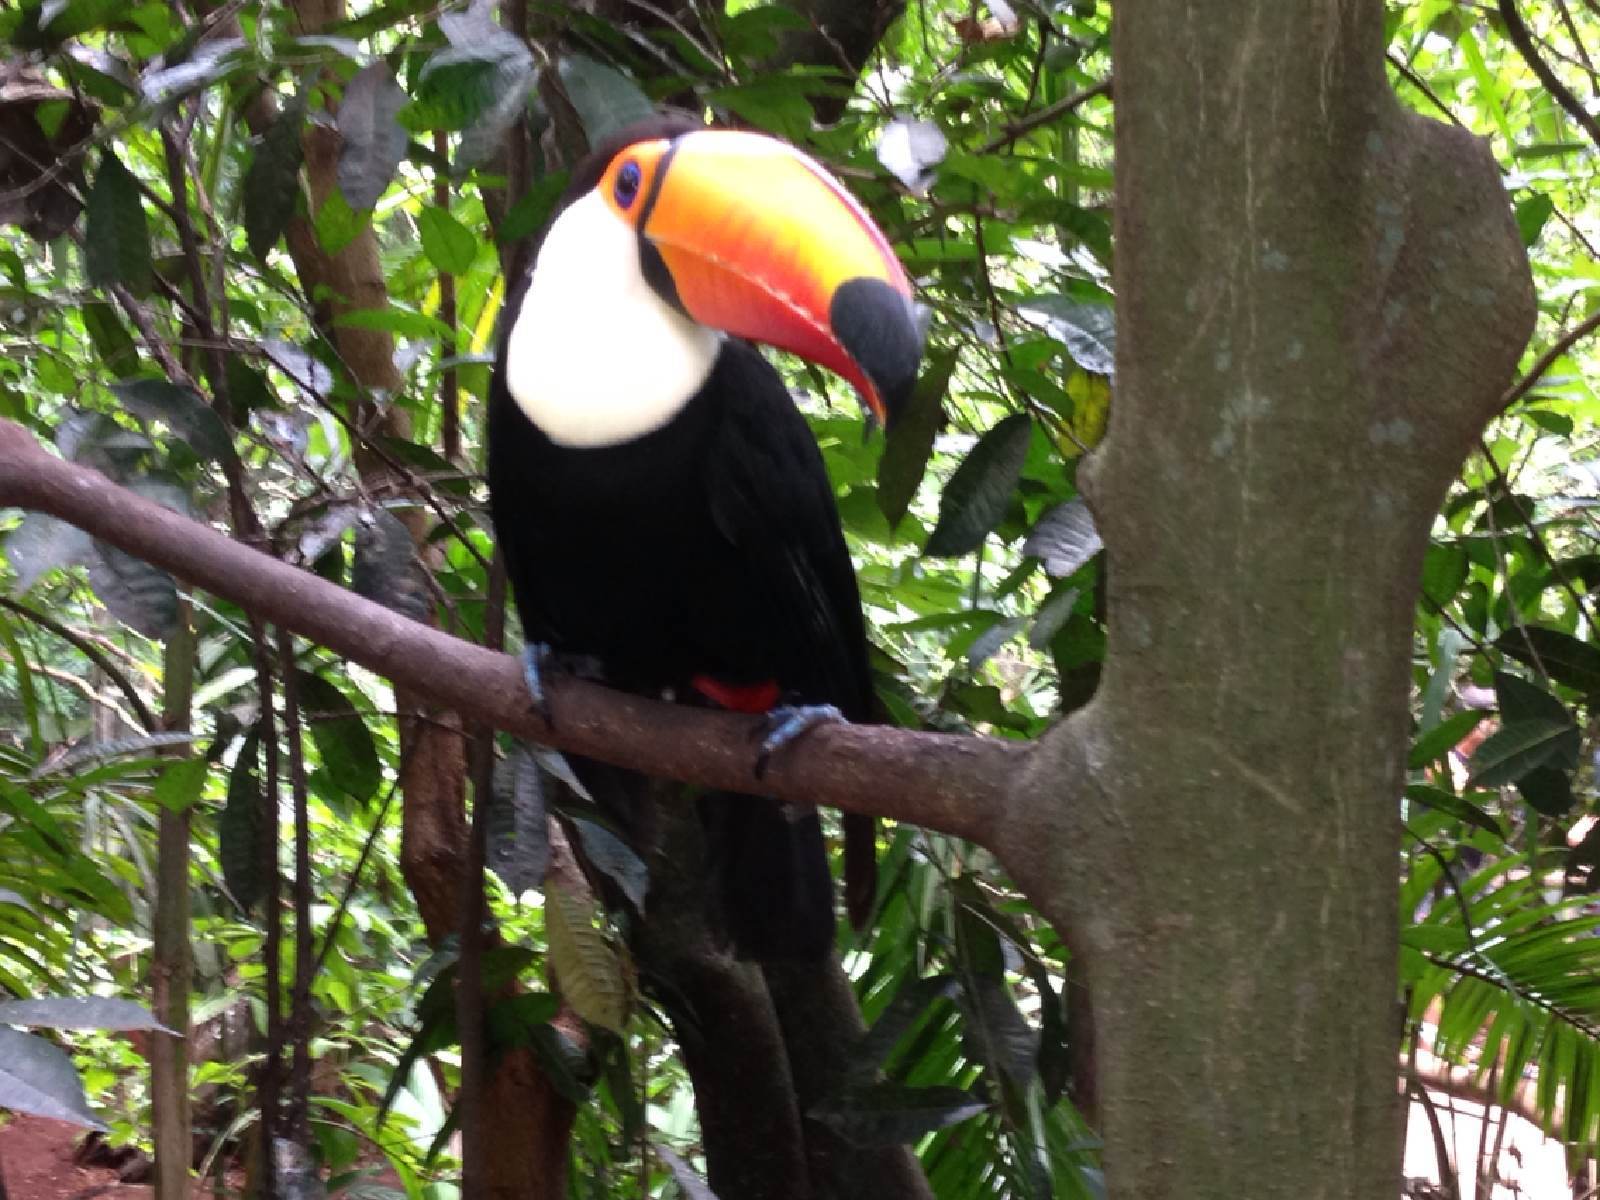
[614,161,642,208]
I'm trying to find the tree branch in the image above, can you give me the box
[0,418,1024,846]
[1497,0,1600,150]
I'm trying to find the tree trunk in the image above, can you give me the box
[997,3,1535,1197]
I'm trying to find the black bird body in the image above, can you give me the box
[487,116,920,958]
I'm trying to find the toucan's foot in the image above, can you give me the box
[754,703,843,778]
[521,643,555,725]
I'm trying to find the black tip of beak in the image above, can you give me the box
[831,277,925,429]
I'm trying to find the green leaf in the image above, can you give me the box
[294,671,380,806]
[1518,764,1575,817]
[336,62,408,210]
[499,170,570,245]
[556,54,653,142]
[0,997,170,1032]
[925,414,1032,557]
[569,817,648,913]
[488,748,550,896]
[849,974,959,1083]
[417,205,477,275]
[1404,784,1504,837]
[1515,193,1554,247]
[1019,296,1115,375]
[1421,542,1468,608]
[0,1027,105,1129]
[109,378,231,461]
[1467,719,1576,788]
[544,879,628,1034]
[244,99,306,258]
[220,729,265,911]
[87,541,177,639]
[878,351,954,530]
[153,756,209,813]
[1409,709,1487,770]
[80,301,137,374]
[352,508,433,623]
[1023,498,1102,578]
[1494,671,1578,768]
[1497,626,1600,695]
[84,150,151,294]
[809,1083,987,1147]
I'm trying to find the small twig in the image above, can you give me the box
[1499,309,1600,412]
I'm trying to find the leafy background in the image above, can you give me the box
[0,0,1596,1196]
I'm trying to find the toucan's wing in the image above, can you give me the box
[701,340,874,717]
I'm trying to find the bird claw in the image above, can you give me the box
[522,643,555,727]
[754,703,843,778]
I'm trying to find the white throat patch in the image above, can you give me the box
[504,191,720,448]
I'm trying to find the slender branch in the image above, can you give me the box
[1497,0,1600,150]
[0,419,1022,846]
[978,79,1111,155]
[1498,308,1600,411]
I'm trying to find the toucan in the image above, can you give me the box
[487,114,923,959]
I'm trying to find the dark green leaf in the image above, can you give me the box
[1517,764,1575,816]
[488,747,550,895]
[87,542,176,639]
[526,1022,592,1104]
[499,171,570,245]
[109,378,231,461]
[1028,582,1080,650]
[0,997,170,1033]
[1420,542,1468,607]
[1467,719,1576,788]
[961,975,1039,1087]
[1409,709,1487,770]
[809,1084,987,1147]
[418,206,477,275]
[925,414,1032,557]
[0,1027,105,1129]
[1019,296,1115,375]
[405,34,532,138]
[1494,671,1578,768]
[557,54,653,141]
[850,974,959,1082]
[244,99,306,258]
[1497,626,1600,694]
[1404,785,1503,837]
[221,729,265,911]
[80,301,137,374]
[295,671,381,805]
[352,509,433,623]
[337,63,408,210]
[1023,498,1102,578]
[570,817,649,913]
[84,151,151,294]
[485,991,560,1050]
[878,351,954,529]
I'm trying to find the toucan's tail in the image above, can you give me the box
[706,795,834,960]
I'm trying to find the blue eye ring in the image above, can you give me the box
[614,160,643,208]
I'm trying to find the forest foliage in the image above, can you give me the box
[0,0,1597,1195]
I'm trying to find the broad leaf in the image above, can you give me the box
[544,879,628,1033]
[1019,296,1115,376]
[809,1084,987,1147]
[1467,719,1577,788]
[488,747,551,896]
[557,54,653,141]
[1404,785,1504,837]
[878,350,955,530]
[294,671,381,805]
[1023,498,1102,578]
[244,99,306,258]
[7,512,92,593]
[110,378,231,461]
[84,150,151,294]
[153,756,209,814]
[0,1026,104,1129]
[925,414,1032,557]
[0,997,169,1033]
[87,541,176,639]
[569,817,648,913]
[1409,709,1487,770]
[352,509,433,623]
[337,63,408,210]
[1497,625,1600,695]
[221,729,265,911]
[418,206,477,275]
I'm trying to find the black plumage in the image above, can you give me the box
[488,120,881,958]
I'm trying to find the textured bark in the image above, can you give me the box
[994,3,1536,1197]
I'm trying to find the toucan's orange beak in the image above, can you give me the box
[597,129,922,426]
